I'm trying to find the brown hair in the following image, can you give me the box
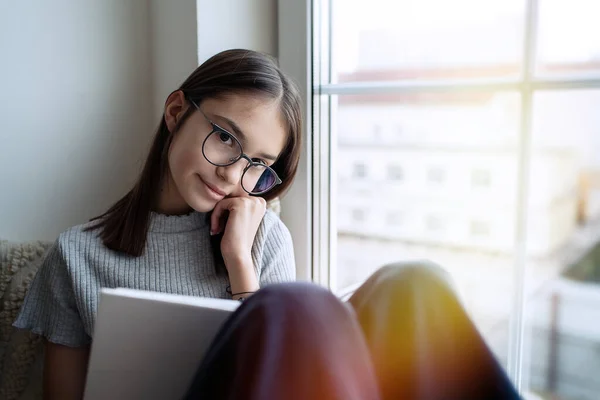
[87,49,302,267]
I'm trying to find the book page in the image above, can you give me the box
[84,288,239,400]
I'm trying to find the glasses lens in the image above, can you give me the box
[203,130,242,165]
[243,165,278,194]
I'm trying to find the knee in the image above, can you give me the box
[242,282,358,342]
[258,281,333,301]
[349,260,463,321]
[367,260,456,294]
[251,282,343,316]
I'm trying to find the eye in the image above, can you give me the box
[218,131,234,146]
[252,158,267,165]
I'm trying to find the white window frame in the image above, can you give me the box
[278,0,600,392]
[277,0,314,283]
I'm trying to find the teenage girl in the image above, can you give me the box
[15,49,520,400]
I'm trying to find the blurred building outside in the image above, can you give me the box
[333,23,600,399]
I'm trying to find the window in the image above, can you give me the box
[426,215,444,232]
[427,167,445,184]
[353,163,367,178]
[387,165,404,181]
[302,0,600,398]
[472,169,492,187]
[395,125,403,137]
[373,124,382,137]
[470,220,491,237]
[352,208,365,222]
[387,211,403,226]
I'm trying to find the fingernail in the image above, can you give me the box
[210,230,215,236]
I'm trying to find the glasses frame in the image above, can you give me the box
[187,98,282,195]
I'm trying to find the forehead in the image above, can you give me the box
[201,94,288,159]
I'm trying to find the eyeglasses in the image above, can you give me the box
[188,99,282,195]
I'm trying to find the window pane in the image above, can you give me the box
[525,90,600,399]
[330,0,525,83]
[536,0,600,76]
[334,91,521,367]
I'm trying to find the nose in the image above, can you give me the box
[216,158,248,186]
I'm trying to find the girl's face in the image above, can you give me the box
[160,91,288,214]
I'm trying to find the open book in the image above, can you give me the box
[84,288,239,400]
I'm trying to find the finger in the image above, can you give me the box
[250,197,267,216]
[246,197,266,217]
[257,196,267,210]
[211,198,234,235]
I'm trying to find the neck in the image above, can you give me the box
[155,171,192,215]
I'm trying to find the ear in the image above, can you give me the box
[164,90,188,133]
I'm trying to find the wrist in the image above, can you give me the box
[223,252,253,271]
[226,257,259,296]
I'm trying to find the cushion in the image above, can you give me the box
[0,240,51,400]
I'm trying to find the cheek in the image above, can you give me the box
[228,185,250,198]
[169,138,207,178]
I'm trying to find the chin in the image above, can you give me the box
[185,194,218,213]
[178,175,218,212]
[189,200,217,213]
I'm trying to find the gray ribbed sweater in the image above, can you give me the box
[13,210,296,347]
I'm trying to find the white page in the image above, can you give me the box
[84,288,239,400]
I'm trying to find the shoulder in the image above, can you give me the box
[257,210,293,246]
[252,210,294,258]
[57,220,101,247]
[253,210,296,283]
[260,209,285,231]
[52,220,105,266]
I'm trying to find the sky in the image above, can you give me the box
[330,0,600,73]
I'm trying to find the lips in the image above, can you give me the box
[198,175,227,198]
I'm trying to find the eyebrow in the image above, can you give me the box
[213,114,279,162]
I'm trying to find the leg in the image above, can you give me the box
[349,261,520,400]
[184,282,381,400]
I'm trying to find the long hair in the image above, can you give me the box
[86,49,302,271]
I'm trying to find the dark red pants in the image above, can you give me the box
[184,262,520,400]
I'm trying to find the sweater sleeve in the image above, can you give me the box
[13,239,91,347]
[252,210,296,286]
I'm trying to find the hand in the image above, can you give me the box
[211,196,267,294]
[211,196,266,295]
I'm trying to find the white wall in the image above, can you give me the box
[0,0,154,241]
[149,0,199,117]
[196,0,278,63]
[150,0,277,116]
[149,0,277,118]
[0,0,282,244]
